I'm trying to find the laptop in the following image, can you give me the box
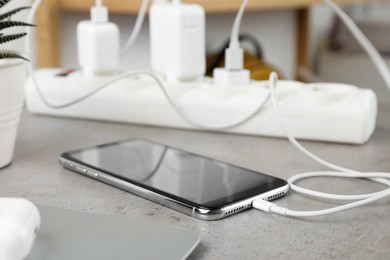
[26,205,200,260]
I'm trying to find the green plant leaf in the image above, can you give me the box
[0,7,30,21]
[0,0,12,9]
[0,21,36,31]
[0,52,29,61]
[0,32,26,44]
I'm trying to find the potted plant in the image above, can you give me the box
[0,0,35,168]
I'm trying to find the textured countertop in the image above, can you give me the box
[1,102,390,259]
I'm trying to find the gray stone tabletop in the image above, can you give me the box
[1,102,390,259]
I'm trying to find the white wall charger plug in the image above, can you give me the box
[213,66,250,87]
[149,1,206,82]
[77,1,120,76]
[213,0,251,87]
[213,46,251,87]
[0,198,40,260]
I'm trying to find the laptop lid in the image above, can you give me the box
[26,205,200,260]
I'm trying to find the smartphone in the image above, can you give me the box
[59,138,288,221]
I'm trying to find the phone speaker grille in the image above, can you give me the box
[224,191,286,216]
[225,205,250,216]
[267,191,285,201]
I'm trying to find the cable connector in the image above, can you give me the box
[213,0,250,87]
[225,47,243,69]
[213,46,250,87]
[252,199,275,213]
[252,199,287,215]
[213,67,250,87]
[91,5,108,22]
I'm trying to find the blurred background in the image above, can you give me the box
[3,0,390,102]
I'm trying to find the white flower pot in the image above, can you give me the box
[0,57,26,168]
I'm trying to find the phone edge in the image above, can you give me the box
[59,155,289,221]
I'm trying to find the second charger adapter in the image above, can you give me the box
[150,1,205,82]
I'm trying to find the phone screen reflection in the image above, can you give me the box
[71,139,270,205]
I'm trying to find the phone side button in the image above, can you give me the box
[75,166,86,174]
[89,171,99,178]
[64,162,75,169]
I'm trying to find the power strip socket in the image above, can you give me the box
[25,68,377,144]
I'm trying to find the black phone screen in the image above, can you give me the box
[61,139,287,208]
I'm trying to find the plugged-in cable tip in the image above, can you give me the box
[213,45,250,87]
[91,0,108,22]
[252,199,287,215]
[225,47,244,70]
[213,67,250,87]
[252,199,275,213]
[91,6,108,22]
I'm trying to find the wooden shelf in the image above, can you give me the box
[36,0,372,78]
[59,0,368,13]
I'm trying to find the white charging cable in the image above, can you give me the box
[126,0,390,216]
[26,0,390,216]
[226,0,248,69]
[249,0,390,216]
[323,0,390,92]
[120,0,150,56]
[26,0,390,130]
[230,0,248,50]
[213,0,250,86]
[27,68,270,129]
[26,0,390,127]
[25,0,270,129]
[253,72,390,217]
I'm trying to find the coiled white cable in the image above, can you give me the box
[252,72,390,217]
[252,0,390,217]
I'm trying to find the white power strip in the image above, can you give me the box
[25,68,377,144]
